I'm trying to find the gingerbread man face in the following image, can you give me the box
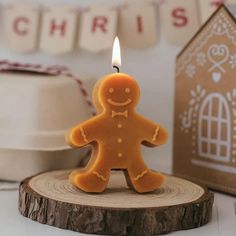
[97,73,140,111]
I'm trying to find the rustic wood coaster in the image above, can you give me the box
[19,169,214,236]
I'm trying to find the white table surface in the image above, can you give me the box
[0,153,235,236]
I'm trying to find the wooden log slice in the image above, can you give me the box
[19,169,214,236]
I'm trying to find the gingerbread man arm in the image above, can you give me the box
[66,117,99,148]
[139,117,168,147]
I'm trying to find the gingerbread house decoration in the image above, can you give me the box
[173,5,236,195]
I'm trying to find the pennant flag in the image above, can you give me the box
[79,5,117,53]
[119,2,159,49]
[4,4,39,52]
[40,6,77,54]
[199,0,236,23]
[161,0,200,46]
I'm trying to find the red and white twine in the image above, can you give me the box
[0,60,96,116]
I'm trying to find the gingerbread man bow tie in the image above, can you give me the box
[111,110,128,118]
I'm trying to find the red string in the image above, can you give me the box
[0,60,96,116]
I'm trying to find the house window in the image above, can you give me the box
[198,93,231,162]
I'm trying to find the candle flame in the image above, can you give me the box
[112,36,121,68]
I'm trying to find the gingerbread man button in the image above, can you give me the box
[66,73,168,193]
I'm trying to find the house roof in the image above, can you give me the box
[177,4,236,59]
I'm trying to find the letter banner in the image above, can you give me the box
[79,5,117,53]
[0,0,234,53]
[199,0,236,23]
[40,6,77,54]
[4,4,39,52]
[161,0,200,46]
[119,2,159,49]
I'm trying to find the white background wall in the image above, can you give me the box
[0,0,182,170]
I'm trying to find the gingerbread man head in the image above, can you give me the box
[94,73,140,112]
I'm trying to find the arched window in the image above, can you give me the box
[198,93,231,162]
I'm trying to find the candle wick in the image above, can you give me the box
[113,65,120,73]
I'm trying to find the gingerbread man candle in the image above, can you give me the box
[66,72,168,193]
[66,38,168,193]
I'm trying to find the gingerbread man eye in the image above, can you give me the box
[125,88,131,94]
[109,88,114,93]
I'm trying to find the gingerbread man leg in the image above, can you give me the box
[125,156,164,193]
[69,157,111,193]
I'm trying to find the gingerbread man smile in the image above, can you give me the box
[66,73,168,193]
[107,98,132,106]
